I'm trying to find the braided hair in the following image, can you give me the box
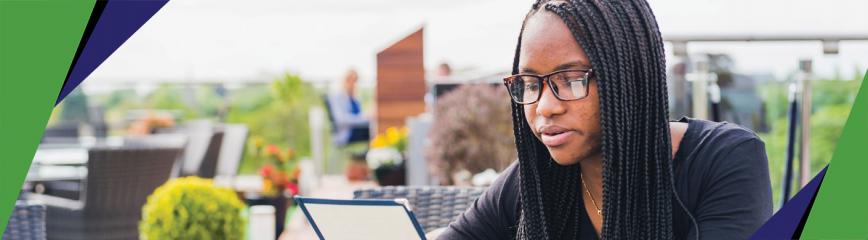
[510,0,673,239]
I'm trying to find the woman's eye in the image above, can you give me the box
[526,82,541,91]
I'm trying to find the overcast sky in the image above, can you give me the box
[84,0,868,90]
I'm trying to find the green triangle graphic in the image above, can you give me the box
[0,0,96,232]
[801,71,868,239]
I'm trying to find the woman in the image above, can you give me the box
[439,0,772,239]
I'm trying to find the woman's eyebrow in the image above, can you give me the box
[518,67,539,74]
[518,60,590,74]
[553,60,590,71]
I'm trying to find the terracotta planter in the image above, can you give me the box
[345,160,369,181]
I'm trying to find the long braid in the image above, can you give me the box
[512,18,549,239]
[511,0,674,239]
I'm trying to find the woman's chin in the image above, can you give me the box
[549,152,580,166]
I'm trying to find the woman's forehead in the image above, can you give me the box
[519,11,590,74]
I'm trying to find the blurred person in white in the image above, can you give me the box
[327,69,370,146]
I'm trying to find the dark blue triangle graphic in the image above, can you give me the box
[751,165,828,240]
[57,0,168,105]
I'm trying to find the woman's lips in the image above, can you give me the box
[540,130,576,147]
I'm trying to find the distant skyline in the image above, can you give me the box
[84,0,868,91]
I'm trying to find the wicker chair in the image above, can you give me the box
[215,124,248,179]
[196,130,224,178]
[353,186,486,232]
[3,201,46,240]
[40,122,79,144]
[27,146,182,240]
[122,134,188,179]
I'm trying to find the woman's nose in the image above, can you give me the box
[536,82,566,117]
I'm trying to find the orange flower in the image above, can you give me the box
[265,144,280,156]
[268,171,289,187]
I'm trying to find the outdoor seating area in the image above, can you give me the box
[4,1,867,240]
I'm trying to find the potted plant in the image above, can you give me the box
[345,152,369,181]
[257,143,300,197]
[140,177,246,239]
[250,141,300,237]
[367,127,408,186]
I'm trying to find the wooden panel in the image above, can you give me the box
[375,27,426,134]
[377,102,426,119]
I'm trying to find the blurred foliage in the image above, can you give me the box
[85,73,324,174]
[59,89,90,123]
[90,84,223,132]
[227,73,323,174]
[427,84,516,185]
[758,72,862,207]
[139,177,246,240]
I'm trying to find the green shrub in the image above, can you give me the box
[140,177,246,240]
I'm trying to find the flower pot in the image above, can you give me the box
[374,163,406,186]
[345,159,369,181]
[246,194,290,239]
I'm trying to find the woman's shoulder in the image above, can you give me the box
[675,117,769,186]
[682,117,763,145]
[676,117,765,162]
[673,117,773,238]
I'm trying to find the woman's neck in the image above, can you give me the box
[581,122,687,196]
[579,153,604,200]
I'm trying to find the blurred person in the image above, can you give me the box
[440,0,771,239]
[426,62,454,112]
[437,62,452,78]
[326,69,370,146]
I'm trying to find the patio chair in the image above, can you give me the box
[40,122,80,144]
[3,201,46,240]
[122,134,188,149]
[353,186,486,232]
[164,120,227,178]
[123,134,188,179]
[215,124,248,180]
[322,94,369,147]
[26,146,182,240]
[174,119,215,177]
[195,130,224,179]
[322,95,370,174]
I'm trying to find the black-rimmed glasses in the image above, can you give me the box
[503,69,593,105]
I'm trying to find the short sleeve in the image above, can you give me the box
[438,162,520,240]
[687,137,773,240]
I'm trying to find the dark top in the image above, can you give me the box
[440,117,773,240]
[349,96,361,115]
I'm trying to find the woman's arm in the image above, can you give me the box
[438,162,520,240]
